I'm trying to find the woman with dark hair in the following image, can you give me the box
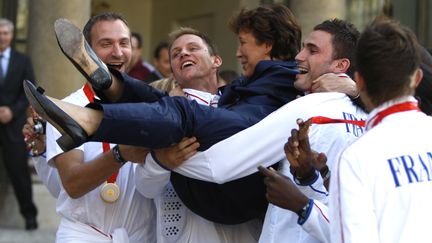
[217,4,302,109]
[229,4,301,76]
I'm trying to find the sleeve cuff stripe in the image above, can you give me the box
[313,201,330,223]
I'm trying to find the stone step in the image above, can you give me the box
[0,161,59,242]
[0,228,56,243]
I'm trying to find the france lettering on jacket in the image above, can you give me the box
[388,152,432,187]
[342,112,364,137]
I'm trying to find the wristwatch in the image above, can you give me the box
[320,165,331,181]
[112,145,127,165]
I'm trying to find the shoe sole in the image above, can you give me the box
[54,19,111,90]
[23,80,87,151]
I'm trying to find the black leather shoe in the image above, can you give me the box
[23,80,88,151]
[54,18,112,90]
[25,217,38,231]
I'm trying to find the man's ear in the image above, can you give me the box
[334,58,351,73]
[354,71,365,92]
[212,55,223,68]
[413,68,423,88]
[265,43,273,56]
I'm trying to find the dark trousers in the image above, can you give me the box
[0,127,37,220]
[90,83,272,224]
[89,72,292,224]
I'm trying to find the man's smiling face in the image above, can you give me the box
[169,34,221,89]
[90,19,132,72]
[294,30,338,92]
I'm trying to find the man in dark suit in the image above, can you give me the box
[0,18,38,230]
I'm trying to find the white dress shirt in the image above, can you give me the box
[46,87,156,243]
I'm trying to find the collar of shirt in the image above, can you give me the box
[1,47,11,59]
[365,95,417,130]
[182,88,220,107]
[142,60,155,72]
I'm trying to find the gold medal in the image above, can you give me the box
[100,182,120,203]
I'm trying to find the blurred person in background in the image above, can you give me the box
[144,41,172,83]
[0,17,38,230]
[128,32,153,81]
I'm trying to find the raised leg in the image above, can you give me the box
[54,18,112,91]
[23,80,101,151]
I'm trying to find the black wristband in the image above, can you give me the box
[320,166,331,181]
[294,169,317,185]
[112,145,127,165]
[296,200,311,220]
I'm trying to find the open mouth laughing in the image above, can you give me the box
[181,60,195,70]
[106,63,124,71]
[297,65,309,74]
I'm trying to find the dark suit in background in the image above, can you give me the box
[0,48,38,226]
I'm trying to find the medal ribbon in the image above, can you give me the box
[83,84,119,183]
[308,74,366,126]
[367,101,420,129]
[309,116,365,127]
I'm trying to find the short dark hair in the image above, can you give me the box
[229,3,301,61]
[153,41,169,59]
[219,70,239,83]
[356,17,421,106]
[83,12,129,44]
[314,19,360,76]
[168,27,218,56]
[131,32,143,48]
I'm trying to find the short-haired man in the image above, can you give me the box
[136,27,259,242]
[333,18,432,242]
[45,13,156,242]
[257,19,365,243]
